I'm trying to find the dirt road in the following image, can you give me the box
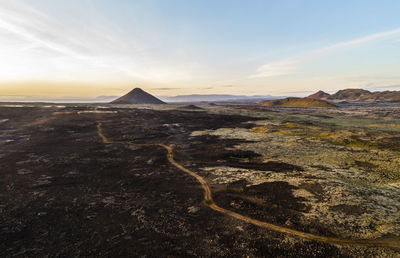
[96,121,400,250]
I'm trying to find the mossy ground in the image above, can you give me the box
[2,103,400,257]
[192,104,400,242]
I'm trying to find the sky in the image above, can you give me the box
[0,0,400,99]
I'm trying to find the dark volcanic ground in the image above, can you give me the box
[0,105,392,257]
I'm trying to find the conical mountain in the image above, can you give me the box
[111,88,166,104]
[307,90,330,100]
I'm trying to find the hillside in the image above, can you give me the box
[261,97,336,108]
[329,89,371,100]
[308,90,330,100]
[308,89,400,102]
[371,91,400,101]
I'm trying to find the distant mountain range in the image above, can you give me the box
[4,88,399,104]
[158,94,284,103]
[308,89,400,102]
[0,93,283,103]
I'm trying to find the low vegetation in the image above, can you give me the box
[192,104,400,244]
[260,97,336,108]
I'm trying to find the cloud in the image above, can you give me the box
[151,87,181,90]
[0,0,194,83]
[364,84,400,92]
[0,1,110,61]
[309,75,400,93]
[0,1,116,80]
[280,90,315,95]
[252,28,400,78]
[250,60,297,78]
[371,84,400,89]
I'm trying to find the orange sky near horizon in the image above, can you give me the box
[0,81,145,98]
[1,1,400,101]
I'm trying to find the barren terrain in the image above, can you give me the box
[1,103,400,257]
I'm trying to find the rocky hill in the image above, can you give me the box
[308,89,400,102]
[308,90,330,100]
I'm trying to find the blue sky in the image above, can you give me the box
[0,0,399,98]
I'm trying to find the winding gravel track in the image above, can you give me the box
[96,121,400,250]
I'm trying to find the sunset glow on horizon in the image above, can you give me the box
[1,0,400,100]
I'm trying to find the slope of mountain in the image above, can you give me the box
[371,91,400,101]
[111,88,166,104]
[329,89,371,100]
[308,90,330,100]
[261,97,336,108]
[308,89,400,102]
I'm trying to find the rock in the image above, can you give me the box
[187,206,200,213]
[102,196,115,204]
[285,219,293,226]
[17,169,32,175]
[236,226,244,232]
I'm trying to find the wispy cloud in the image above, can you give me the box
[252,28,400,78]
[309,74,400,93]
[151,87,181,91]
[321,28,400,51]
[251,60,297,78]
[367,84,400,92]
[0,0,194,83]
[0,2,85,57]
[0,1,123,74]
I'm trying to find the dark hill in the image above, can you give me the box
[308,88,400,102]
[111,88,166,104]
[368,91,400,101]
[181,105,203,110]
[308,90,330,100]
[329,89,371,100]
